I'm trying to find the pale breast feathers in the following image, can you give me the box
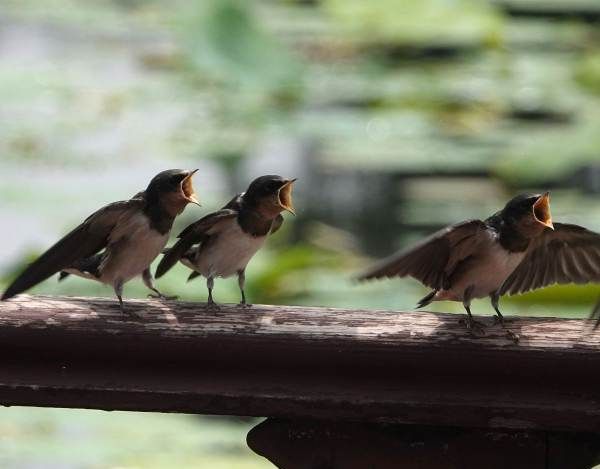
[193,220,267,278]
[100,210,169,283]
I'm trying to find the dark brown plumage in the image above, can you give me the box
[2,169,199,315]
[499,223,600,295]
[155,175,294,307]
[358,192,600,337]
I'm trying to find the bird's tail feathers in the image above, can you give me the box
[156,239,195,278]
[58,271,70,282]
[187,271,201,282]
[416,290,437,309]
[1,224,105,301]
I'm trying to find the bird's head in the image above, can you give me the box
[146,169,200,215]
[243,175,297,218]
[501,192,554,237]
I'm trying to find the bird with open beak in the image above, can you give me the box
[358,192,600,340]
[155,175,296,307]
[1,169,200,315]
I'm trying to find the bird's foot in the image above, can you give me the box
[493,316,519,343]
[459,317,486,336]
[148,293,178,301]
[206,300,221,311]
[493,315,514,325]
[491,314,519,342]
[119,306,142,320]
[238,302,253,308]
[505,329,520,344]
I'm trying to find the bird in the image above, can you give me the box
[155,174,296,307]
[590,298,600,329]
[358,192,600,338]
[1,169,200,316]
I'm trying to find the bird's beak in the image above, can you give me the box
[278,178,297,215]
[533,192,554,230]
[182,169,201,206]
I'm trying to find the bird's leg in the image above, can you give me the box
[113,280,139,319]
[462,304,486,336]
[115,280,125,314]
[143,268,178,300]
[460,286,485,335]
[490,292,505,323]
[591,296,600,330]
[206,276,219,310]
[237,269,252,308]
[491,292,515,325]
[490,292,519,343]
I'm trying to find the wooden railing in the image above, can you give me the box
[1,295,600,469]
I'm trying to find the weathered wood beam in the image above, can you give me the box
[247,419,600,469]
[0,295,599,432]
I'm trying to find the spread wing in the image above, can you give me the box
[499,223,600,296]
[357,220,488,290]
[155,209,238,278]
[2,198,144,300]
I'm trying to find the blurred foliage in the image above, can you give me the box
[0,408,270,469]
[175,0,305,163]
[180,0,303,96]
[1,0,599,320]
[324,0,503,48]
[575,51,600,95]
[249,244,343,303]
[2,0,600,467]
[493,130,600,186]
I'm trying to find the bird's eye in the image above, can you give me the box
[170,175,182,185]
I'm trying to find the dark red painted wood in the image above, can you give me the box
[0,295,599,433]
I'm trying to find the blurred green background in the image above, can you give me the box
[1,0,600,467]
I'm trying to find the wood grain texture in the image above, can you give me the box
[0,295,599,431]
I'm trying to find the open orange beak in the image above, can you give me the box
[182,169,200,206]
[278,178,296,215]
[533,192,554,230]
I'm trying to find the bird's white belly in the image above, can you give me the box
[440,245,525,301]
[192,224,266,279]
[100,215,168,285]
[63,269,97,281]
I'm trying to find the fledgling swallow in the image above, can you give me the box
[358,192,600,339]
[1,169,200,315]
[155,175,296,307]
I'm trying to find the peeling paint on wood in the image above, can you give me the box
[0,295,599,432]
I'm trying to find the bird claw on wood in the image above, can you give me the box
[505,330,520,344]
[119,306,142,320]
[492,316,520,343]
[459,317,486,336]
[493,315,515,325]
[147,293,178,301]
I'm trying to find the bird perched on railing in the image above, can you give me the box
[1,169,200,316]
[155,175,296,307]
[358,192,600,340]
